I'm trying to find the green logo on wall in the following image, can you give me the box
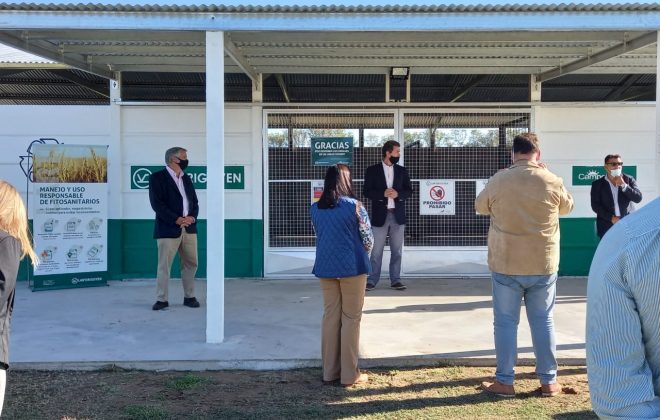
[130,166,244,190]
[572,166,637,186]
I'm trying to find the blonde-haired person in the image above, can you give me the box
[0,180,38,415]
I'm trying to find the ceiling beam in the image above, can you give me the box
[46,69,109,98]
[0,32,114,79]
[223,32,260,89]
[238,45,614,57]
[21,30,204,43]
[536,32,658,82]
[231,31,650,44]
[449,75,488,102]
[275,74,291,102]
[604,74,642,101]
[60,44,205,55]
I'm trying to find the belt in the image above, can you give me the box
[387,208,396,212]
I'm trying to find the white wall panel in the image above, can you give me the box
[121,104,262,221]
[0,105,112,216]
[535,104,658,218]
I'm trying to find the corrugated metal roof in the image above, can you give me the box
[1,2,660,12]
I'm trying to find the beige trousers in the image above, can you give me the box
[319,274,367,385]
[156,230,198,302]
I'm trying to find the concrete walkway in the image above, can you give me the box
[10,277,587,370]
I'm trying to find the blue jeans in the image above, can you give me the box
[491,272,558,385]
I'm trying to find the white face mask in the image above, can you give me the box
[610,168,622,177]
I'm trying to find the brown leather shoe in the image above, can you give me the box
[541,382,561,397]
[341,373,368,388]
[481,380,515,397]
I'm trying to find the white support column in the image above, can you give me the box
[385,74,390,102]
[108,75,122,222]
[530,74,542,102]
[252,73,263,103]
[405,75,411,103]
[206,31,225,343]
[656,33,660,197]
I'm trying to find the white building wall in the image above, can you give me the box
[119,104,261,221]
[534,103,658,217]
[0,105,112,212]
[1,103,655,223]
[0,104,262,222]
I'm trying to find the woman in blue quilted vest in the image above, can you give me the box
[310,164,373,387]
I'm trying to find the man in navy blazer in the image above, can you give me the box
[149,147,200,310]
[590,154,642,239]
[363,140,413,291]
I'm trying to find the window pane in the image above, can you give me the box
[435,128,498,147]
[505,127,529,146]
[268,128,289,148]
[404,128,431,148]
[363,129,394,147]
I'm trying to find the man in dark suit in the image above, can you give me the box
[363,140,413,291]
[590,154,642,239]
[149,147,200,310]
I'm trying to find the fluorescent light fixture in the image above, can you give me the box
[390,67,410,79]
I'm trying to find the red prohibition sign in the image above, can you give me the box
[430,185,445,201]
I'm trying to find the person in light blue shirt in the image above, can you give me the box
[587,196,660,419]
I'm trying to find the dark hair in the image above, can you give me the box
[165,147,186,164]
[512,132,539,155]
[604,154,621,164]
[317,164,355,209]
[381,140,400,158]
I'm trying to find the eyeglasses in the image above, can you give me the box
[606,162,623,166]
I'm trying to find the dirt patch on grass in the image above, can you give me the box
[4,366,595,419]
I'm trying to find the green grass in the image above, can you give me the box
[3,366,596,420]
[123,405,168,420]
[166,373,210,391]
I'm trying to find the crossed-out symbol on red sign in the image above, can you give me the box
[430,186,445,201]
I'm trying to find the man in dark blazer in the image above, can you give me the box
[590,154,642,239]
[363,140,413,291]
[149,147,200,310]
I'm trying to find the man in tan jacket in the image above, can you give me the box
[475,132,573,398]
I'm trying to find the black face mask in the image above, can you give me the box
[177,159,189,171]
[389,156,400,165]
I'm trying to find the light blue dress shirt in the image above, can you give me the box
[587,197,660,419]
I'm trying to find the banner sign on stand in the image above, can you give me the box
[311,137,353,166]
[420,180,456,215]
[31,144,108,290]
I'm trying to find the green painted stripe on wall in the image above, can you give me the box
[18,219,264,281]
[117,219,264,279]
[559,217,600,276]
[18,217,596,280]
